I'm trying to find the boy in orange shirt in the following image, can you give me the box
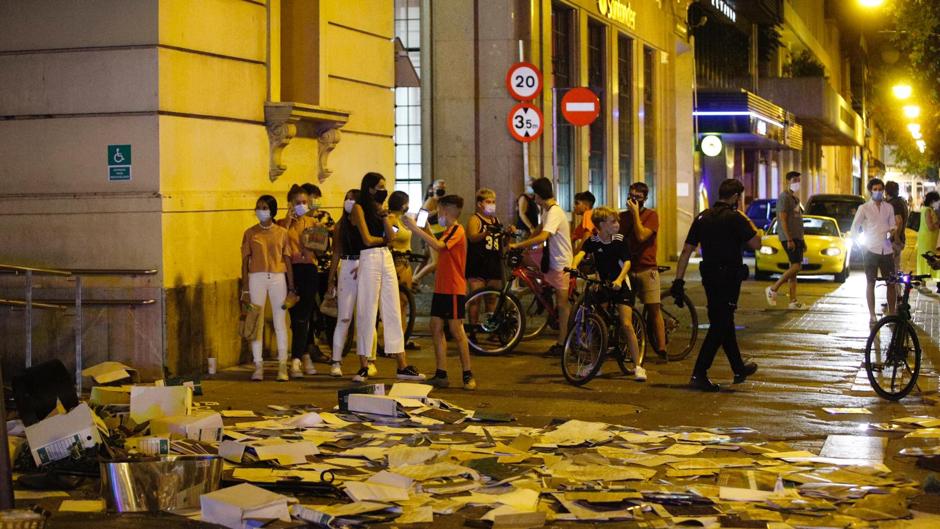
[402,195,476,390]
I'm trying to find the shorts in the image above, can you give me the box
[543,269,570,291]
[782,239,806,265]
[431,293,466,320]
[629,268,661,305]
[466,253,503,281]
[864,251,895,282]
[601,284,634,306]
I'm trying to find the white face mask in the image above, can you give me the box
[931,201,939,210]
[483,204,496,216]
[256,209,271,222]
[438,216,449,228]
[344,199,355,214]
[294,203,309,216]
[789,182,800,193]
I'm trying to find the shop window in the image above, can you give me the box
[552,2,576,211]
[617,34,634,208]
[394,0,422,210]
[587,20,606,205]
[642,46,657,207]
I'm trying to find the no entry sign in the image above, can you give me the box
[561,87,600,126]
[507,102,543,142]
[505,62,542,101]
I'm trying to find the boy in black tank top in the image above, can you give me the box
[466,189,506,327]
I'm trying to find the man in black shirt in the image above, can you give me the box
[885,181,908,275]
[671,179,761,391]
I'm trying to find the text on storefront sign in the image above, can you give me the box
[597,0,637,30]
[710,0,736,23]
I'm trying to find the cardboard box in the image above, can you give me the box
[150,411,223,442]
[24,403,100,466]
[338,384,385,412]
[130,386,192,424]
[81,361,139,385]
[201,483,291,529]
[90,386,132,406]
[347,394,401,417]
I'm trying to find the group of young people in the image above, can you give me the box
[240,172,668,388]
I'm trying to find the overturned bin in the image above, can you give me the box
[100,455,222,513]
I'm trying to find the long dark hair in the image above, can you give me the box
[340,189,361,224]
[357,172,384,225]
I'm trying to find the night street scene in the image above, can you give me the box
[4,1,940,528]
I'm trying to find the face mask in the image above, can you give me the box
[483,204,496,216]
[308,200,320,211]
[256,209,271,222]
[373,189,388,204]
[294,203,309,216]
[438,216,449,227]
[344,199,355,213]
[789,182,800,193]
[526,186,534,194]
[872,191,884,202]
[435,188,446,197]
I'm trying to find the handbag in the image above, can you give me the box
[238,302,263,340]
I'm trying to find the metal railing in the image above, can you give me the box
[0,264,158,393]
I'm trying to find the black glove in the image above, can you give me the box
[670,279,686,307]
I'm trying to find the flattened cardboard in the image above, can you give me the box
[200,483,291,529]
[81,361,139,385]
[130,386,192,423]
[150,411,222,442]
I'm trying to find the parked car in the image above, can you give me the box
[805,194,865,266]
[755,215,850,283]
[746,198,777,231]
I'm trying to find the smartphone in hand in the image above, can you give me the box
[416,208,430,228]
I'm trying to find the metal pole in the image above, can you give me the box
[0,361,15,510]
[519,40,530,183]
[75,276,83,394]
[25,270,32,369]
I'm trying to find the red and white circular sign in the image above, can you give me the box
[506,102,543,143]
[505,62,543,101]
[561,87,601,126]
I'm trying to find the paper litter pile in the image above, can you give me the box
[7,365,939,528]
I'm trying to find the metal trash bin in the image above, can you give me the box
[100,455,222,512]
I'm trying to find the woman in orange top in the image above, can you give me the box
[241,195,295,382]
[278,184,322,379]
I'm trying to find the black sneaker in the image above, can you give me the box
[425,374,449,388]
[396,365,427,381]
[546,343,564,356]
[733,362,758,384]
[689,374,720,392]
[352,367,369,383]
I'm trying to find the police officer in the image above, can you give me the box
[671,179,760,392]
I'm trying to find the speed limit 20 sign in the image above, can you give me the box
[506,62,542,101]
[507,102,543,143]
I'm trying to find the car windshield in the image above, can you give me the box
[768,217,839,237]
[807,200,861,231]
[747,201,771,218]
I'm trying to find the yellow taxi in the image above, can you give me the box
[754,215,850,283]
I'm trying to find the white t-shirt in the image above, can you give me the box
[541,203,573,272]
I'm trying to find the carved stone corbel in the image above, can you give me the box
[317,127,342,183]
[264,102,350,183]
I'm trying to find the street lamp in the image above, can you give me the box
[859,0,885,6]
[907,123,921,134]
[903,105,921,119]
[912,130,923,140]
[893,83,913,99]
[917,139,927,153]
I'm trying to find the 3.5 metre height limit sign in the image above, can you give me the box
[507,102,543,143]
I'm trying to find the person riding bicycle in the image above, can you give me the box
[509,177,573,356]
[571,207,646,382]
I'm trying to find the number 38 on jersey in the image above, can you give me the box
[507,102,543,143]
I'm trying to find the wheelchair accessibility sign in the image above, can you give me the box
[107,144,131,181]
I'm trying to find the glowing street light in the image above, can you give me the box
[903,105,921,119]
[907,123,921,134]
[917,139,927,153]
[912,130,923,140]
[859,0,885,6]
[893,83,913,99]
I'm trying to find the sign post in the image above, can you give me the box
[108,144,132,181]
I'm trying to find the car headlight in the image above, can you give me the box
[759,246,777,255]
[822,247,841,256]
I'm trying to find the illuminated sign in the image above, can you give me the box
[756,120,767,136]
[701,135,723,157]
[597,0,637,30]
[709,0,736,23]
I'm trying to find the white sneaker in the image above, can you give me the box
[277,362,289,382]
[352,367,369,383]
[787,301,806,310]
[290,358,304,378]
[302,354,317,375]
[367,361,378,377]
[251,363,264,381]
[635,366,647,382]
[764,286,777,306]
[330,362,343,377]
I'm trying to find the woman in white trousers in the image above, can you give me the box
[240,194,295,381]
[349,172,425,383]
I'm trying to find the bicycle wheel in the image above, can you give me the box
[399,285,416,344]
[865,315,921,401]
[562,307,608,386]
[651,293,698,361]
[518,284,550,339]
[464,288,525,354]
[612,311,646,375]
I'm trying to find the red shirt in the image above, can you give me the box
[435,224,467,295]
[618,209,659,270]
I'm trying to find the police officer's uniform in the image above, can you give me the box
[684,201,758,379]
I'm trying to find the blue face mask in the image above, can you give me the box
[872,191,884,202]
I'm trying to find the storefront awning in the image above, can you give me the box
[694,89,802,150]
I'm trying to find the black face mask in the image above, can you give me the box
[373,189,388,204]
[435,188,446,197]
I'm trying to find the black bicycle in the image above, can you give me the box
[562,267,645,385]
[864,256,935,400]
[642,265,699,361]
